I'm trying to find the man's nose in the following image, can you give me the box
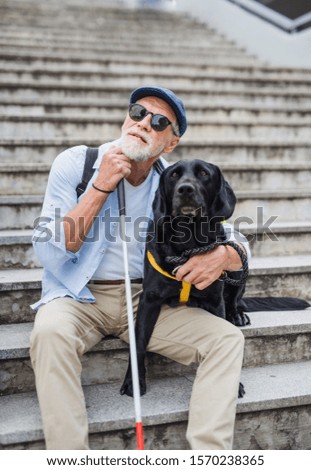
[137,112,152,131]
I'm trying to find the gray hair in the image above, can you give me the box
[172,122,180,137]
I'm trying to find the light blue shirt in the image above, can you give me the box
[91,169,154,280]
[31,141,250,310]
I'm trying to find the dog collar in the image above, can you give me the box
[147,250,191,303]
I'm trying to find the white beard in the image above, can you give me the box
[120,133,153,162]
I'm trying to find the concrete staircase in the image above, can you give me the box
[0,0,311,450]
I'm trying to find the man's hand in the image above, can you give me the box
[175,245,244,290]
[64,146,132,253]
[94,146,132,192]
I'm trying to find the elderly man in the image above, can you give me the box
[30,86,247,450]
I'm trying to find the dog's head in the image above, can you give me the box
[153,160,236,222]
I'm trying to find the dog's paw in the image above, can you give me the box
[241,312,251,326]
[232,312,251,327]
[238,382,245,398]
[120,376,147,397]
[120,378,134,397]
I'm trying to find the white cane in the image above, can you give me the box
[117,179,144,450]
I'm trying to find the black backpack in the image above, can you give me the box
[75,147,165,198]
[75,147,99,198]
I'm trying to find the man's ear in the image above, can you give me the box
[163,136,180,154]
[209,168,236,221]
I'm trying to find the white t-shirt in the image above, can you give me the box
[91,170,153,280]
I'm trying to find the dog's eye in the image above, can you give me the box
[170,171,179,178]
[199,169,209,177]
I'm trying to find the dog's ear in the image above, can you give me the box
[152,173,168,221]
[209,167,236,221]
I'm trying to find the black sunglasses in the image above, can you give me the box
[128,103,179,136]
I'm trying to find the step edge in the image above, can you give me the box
[1,369,311,445]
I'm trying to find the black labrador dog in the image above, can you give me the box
[120,159,249,399]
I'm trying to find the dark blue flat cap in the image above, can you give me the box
[130,86,187,137]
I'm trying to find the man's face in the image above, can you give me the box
[120,96,180,161]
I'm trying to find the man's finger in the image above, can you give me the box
[194,280,211,291]
[175,257,198,280]
[175,265,190,281]
[109,145,124,155]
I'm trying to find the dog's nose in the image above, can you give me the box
[177,183,195,195]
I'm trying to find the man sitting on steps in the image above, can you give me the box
[30,86,249,450]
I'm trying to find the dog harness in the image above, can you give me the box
[147,250,191,303]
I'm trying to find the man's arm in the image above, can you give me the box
[175,225,249,290]
[175,244,245,290]
[33,146,131,270]
[64,146,132,252]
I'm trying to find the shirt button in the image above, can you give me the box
[72,258,78,264]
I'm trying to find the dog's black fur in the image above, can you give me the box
[120,159,310,399]
[120,159,249,399]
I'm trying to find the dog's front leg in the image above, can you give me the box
[120,295,163,397]
[224,281,250,327]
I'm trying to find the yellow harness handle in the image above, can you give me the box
[147,251,191,303]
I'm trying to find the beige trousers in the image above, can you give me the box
[30,284,244,450]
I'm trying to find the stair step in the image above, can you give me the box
[3,67,311,90]
[1,84,309,107]
[0,28,232,46]
[1,113,310,140]
[0,45,254,66]
[0,13,205,28]
[2,41,310,75]
[0,40,246,58]
[243,221,311,257]
[1,361,311,449]
[3,60,310,82]
[212,163,311,191]
[0,48,261,70]
[0,79,311,107]
[0,32,236,50]
[0,164,49,196]
[2,97,311,118]
[0,256,310,324]
[0,8,208,22]
[2,113,310,128]
[1,221,311,269]
[1,139,310,164]
[250,254,311,275]
[0,195,43,230]
[0,10,200,27]
[0,229,38,269]
[1,308,310,395]
[0,190,310,230]
[1,78,310,97]
[0,28,225,45]
[2,309,311,362]
[1,162,311,196]
[233,190,311,223]
[0,63,311,90]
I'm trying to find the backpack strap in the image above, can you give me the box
[154,158,165,175]
[75,147,98,198]
[76,148,165,198]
